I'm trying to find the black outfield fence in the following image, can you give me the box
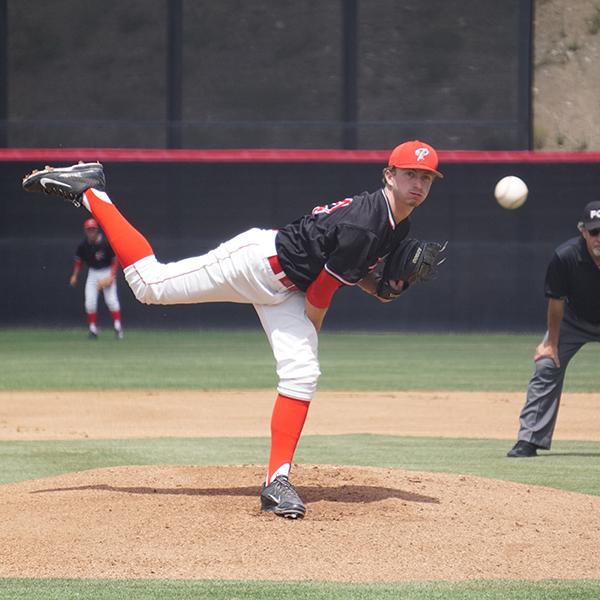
[2,149,599,332]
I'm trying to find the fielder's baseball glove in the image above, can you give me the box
[376,239,448,301]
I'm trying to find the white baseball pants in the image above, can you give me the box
[85,266,120,314]
[123,228,320,401]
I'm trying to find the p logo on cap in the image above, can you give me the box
[388,140,443,178]
[415,147,430,162]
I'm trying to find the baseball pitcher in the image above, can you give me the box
[23,140,446,519]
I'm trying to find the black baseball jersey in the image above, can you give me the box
[545,236,600,324]
[276,189,410,291]
[75,234,115,270]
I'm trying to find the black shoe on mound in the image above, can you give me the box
[507,440,540,457]
[22,162,105,207]
[260,475,306,519]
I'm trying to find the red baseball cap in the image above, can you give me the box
[83,218,99,230]
[388,140,443,178]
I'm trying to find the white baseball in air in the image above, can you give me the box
[494,176,528,210]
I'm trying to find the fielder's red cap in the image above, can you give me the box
[83,218,99,230]
[388,140,443,178]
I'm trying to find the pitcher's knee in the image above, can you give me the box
[277,363,321,401]
[124,276,158,305]
[123,257,167,305]
[131,282,162,305]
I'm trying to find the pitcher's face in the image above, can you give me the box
[386,167,434,209]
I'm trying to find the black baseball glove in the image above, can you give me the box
[376,239,448,301]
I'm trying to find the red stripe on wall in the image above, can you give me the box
[2,148,600,163]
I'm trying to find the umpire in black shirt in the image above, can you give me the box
[508,201,600,457]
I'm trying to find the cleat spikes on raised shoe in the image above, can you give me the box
[22,162,105,207]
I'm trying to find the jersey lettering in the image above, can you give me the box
[311,198,353,215]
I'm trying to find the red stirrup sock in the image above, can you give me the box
[110,310,122,330]
[86,312,97,334]
[266,394,310,484]
[82,188,153,268]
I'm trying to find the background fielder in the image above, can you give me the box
[23,140,444,519]
[70,218,124,339]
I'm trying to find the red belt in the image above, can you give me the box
[268,255,299,292]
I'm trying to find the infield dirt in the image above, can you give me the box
[0,390,599,582]
[1,389,600,441]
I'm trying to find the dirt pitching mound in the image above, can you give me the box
[1,464,599,582]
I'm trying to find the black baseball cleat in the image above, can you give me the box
[260,475,306,519]
[22,162,105,207]
[507,440,540,457]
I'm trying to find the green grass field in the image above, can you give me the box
[2,578,600,600]
[1,328,599,599]
[1,327,599,391]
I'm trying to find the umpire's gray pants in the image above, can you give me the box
[517,308,600,449]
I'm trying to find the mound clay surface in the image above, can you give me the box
[1,390,599,582]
